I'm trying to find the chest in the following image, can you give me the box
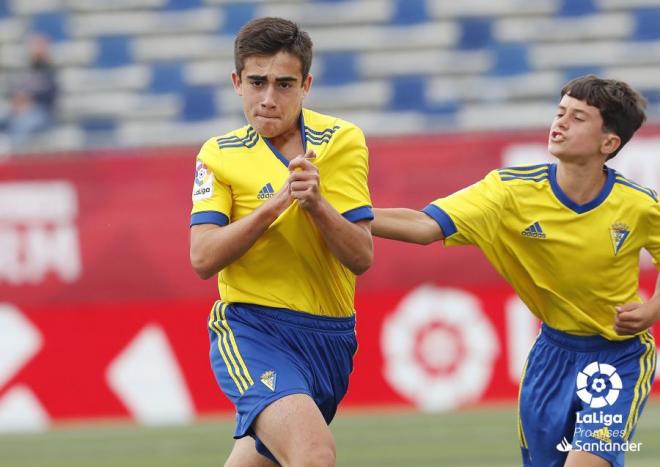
[500,195,645,269]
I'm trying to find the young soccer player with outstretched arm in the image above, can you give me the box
[372,76,659,467]
[189,17,373,467]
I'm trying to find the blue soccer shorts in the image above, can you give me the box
[208,301,357,464]
[519,324,656,467]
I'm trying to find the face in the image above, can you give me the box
[548,95,620,162]
[232,51,312,139]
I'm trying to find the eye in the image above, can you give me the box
[250,80,264,88]
[279,82,292,89]
[574,116,585,122]
[555,113,564,119]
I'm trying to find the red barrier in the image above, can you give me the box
[0,129,658,428]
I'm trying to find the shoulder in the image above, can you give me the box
[612,170,658,204]
[494,163,552,184]
[303,108,365,146]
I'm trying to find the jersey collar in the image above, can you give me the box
[548,163,615,214]
[261,111,308,168]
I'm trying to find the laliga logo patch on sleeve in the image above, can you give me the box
[192,160,214,201]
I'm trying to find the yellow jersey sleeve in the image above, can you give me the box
[423,170,508,246]
[190,138,232,226]
[648,200,660,269]
[321,125,373,222]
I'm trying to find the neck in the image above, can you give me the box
[555,158,608,205]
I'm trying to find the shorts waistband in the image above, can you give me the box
[227,302,355,332]
[540,324,642,352]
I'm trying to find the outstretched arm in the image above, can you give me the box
[372,208,445,245]
[288,151,373,275]
[614,273,660,335]
[190,184,292,279]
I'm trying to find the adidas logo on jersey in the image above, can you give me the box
[257,183,275,199]
[522,222,546,239]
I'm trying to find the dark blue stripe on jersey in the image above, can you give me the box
[217,127,259,149]
[498,168,549,179]
[342,205,374,222]
[499,163,551,172]
[422,204,458,237]
[217,127,256,143]
[305,125,339,137]
[549,164,615,214]
[615,179,658,201]
[500,176,548,183]
[190,211,229,227]
[305,133,333,145]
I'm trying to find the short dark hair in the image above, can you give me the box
[234,17,313,82]
[561,75,647,159]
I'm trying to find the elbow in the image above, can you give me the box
[350,249,373,276]
[190,251,216,280]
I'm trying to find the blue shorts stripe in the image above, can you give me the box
[219,302,254,387]
[209,302,252,394]
[623,332,656,439]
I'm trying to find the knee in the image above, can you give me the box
[287,441,335,467]
[304,444,335,467]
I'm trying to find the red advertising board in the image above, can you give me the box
[0,128,658,429]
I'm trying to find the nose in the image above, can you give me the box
[260,84,276,109]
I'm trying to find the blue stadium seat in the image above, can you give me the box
[390,76,427,111]
[391,0,429,25]
[95,36,132,68]
[80,119,117,147]
[557,0,598,17]
[458,17,493,50]
[0,0,9,18]
[31,12,68,42]
[490,43,530,76]
[180,86,217,121]
[317,53,358,86]
[633,9,660,41]
[221,3,257,35]
[149,63,185,94]
[163,0,202,10]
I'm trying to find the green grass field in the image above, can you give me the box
[2,403,659,466]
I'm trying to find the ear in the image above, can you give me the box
[601,133,621,158]
[231,71,242,96]
[302,73,313,98]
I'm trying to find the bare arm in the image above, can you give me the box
[372,208,445,245]
[615,273,660,335]
[189,184,292,279]
[288,152,373,275]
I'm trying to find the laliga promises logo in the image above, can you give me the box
[194,160,211,186]
[576,361,622,408]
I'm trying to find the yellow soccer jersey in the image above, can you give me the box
[190,108,372,317]
[423,163,660,340]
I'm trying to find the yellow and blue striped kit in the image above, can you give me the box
[191,108,373,318]
[422,163,659,466]
[424,163,660,341]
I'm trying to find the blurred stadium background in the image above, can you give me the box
[1,0,659,465]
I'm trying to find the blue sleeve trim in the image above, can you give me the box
[421,204,457,237]
[190,211,229,227]
[342,205,374,222]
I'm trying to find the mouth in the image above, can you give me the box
[550,130,565,142]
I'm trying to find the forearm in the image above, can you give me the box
[190,205,281,279]
[650,274,660,321]
[306,198,373,275]
[372,208,444,244]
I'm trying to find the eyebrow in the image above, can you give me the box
[557,105,588,116]
[246,74,298,83]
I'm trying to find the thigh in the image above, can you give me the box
[518,338,578,467]
[225,437,279,467]
[253,393,335,467]
[571,334,656,466]
[208,302,313,438]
